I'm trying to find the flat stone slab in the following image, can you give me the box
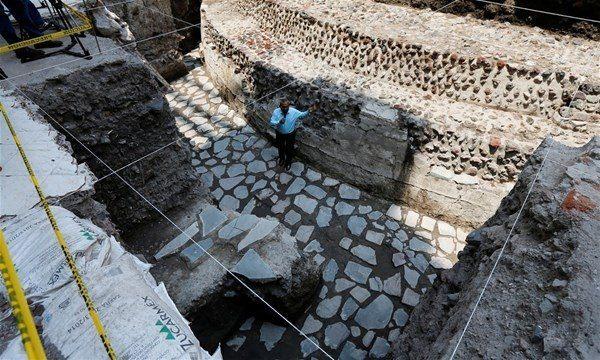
[341,297,359,320]
[304,185,327,199]
[304,240,324,253]
[386,204,402,221]
[370,337,391,359]
[259,322,286,351]
[350,286,371,303]
[198,205,228,236]
[180,238,214,269]
[335,201,355,216]
[285,210,301,225]
[351,245,377,265]
[316,206,333,227]
[365,230,385,245]
[285,177,306,195]
[226,335,246,351]
[220,176,245,190]
[294,194,318,214]
[316,296,342,319]
[409,237,436,254]
[354,294,394,330]
[295,225,314,243]
[344,261,372,284]
[393,308,409,327]
[301,315,323,334]
[382,273,403,297]
[248,160,267,173]
[348,216,367,236]
[325,322,350,350]
[233,249,277,282]
[339,341,367,360]
[218,214,260,239]
[237,218,279,251]
[154,222,199,260]
[339,184,361,199]
[402,288,421,307]
[335,278,356,293]
[404,266,420,288]
[323,259,339,282]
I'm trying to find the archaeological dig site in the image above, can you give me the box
[0,0,598,359]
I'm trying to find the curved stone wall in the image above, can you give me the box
[199,0,598,227]
[233,0,598,122]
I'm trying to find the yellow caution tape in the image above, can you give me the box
[0,230,47,360]
[0,102,117,359]
[0,2,92,54]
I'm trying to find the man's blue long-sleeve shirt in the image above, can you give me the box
[269,107,309,134]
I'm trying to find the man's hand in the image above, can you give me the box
[309,103,318,112]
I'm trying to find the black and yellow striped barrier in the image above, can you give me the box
[0,102,116,359]
[0,229,47,360]
[0,2,92,54]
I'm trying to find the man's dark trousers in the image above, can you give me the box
[0,0,43,42]
[276,131,296,166]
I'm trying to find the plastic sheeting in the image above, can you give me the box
[0,206,221,360]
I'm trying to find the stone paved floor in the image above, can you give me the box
[167,66,469,359]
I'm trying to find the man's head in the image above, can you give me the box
[280,99,290,114]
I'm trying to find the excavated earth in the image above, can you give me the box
[396,136,600,359]
[376,0,600,40]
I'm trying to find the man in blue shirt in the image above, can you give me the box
[269,99,316,170]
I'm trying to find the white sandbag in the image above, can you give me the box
[0,206,123,298]
[0,206,221,360]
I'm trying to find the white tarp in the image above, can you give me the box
[0,206,221,360]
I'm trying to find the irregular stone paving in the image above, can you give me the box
[167,67,468,359]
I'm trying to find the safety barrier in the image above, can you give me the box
[0,230,47,360]
[0,102,116,359]
[0,2,92,54]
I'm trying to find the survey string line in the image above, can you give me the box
[2,133,182,229]
[1,20,200,83]
[447,148,550,359]
[448,79,585,358]
[4,80,335,360]
[471,0,600,24]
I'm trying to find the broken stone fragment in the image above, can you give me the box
[152,203,320,347]
[232,249,277,282]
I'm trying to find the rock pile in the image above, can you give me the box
[151,203,321,347]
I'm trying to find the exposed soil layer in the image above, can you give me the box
[377,0,600,40]
[21,58,202,234]
[104,0,188,80]
[170,0,203,53]
[395,136,600,359]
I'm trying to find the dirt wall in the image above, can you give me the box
[394,136,600,359]
[376,0,600,40]
[21,58,202,234]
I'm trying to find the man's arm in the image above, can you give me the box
[297,110,309,119]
